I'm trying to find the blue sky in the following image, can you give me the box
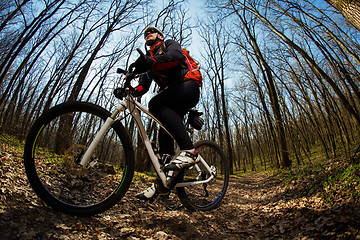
[186,0,206,58]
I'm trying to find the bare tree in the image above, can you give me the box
[229,1,291,167]
[0,0,65,86]
[68,0,144,102]
[325,0,360,31]
[0,0,30,33]
[199,16,235,173]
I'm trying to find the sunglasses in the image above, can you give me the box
[144,29,158,37]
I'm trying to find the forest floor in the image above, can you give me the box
[1,136,360,240]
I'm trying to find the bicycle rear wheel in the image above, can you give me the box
[24,102,135,216]
[176,140,229,211]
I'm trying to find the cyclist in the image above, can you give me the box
[129,26,201,200]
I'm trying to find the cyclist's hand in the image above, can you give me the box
[129,57,155,74]
[114,87,127,100]
[131,85,145,97]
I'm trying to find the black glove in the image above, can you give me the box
[131,85,145,97]
[129,56,155,74]
[189,115,204,130]
[188,110,204,130]
[114,88,127,99]
[131,73,153,97]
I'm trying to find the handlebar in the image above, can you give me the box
[116,68,127,74]
[114,48,147,99]
[115,67,135,98]
[136,48,146,60]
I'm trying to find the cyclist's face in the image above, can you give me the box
[145,32,163,46]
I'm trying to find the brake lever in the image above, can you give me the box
[117,68,135,86]
[124,72,136,92]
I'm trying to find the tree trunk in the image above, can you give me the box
[239,1,360,126]
[231,3,291,167]
[325,0,360,31]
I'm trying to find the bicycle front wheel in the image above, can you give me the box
[176,140,229,211]
[24,102,135,216]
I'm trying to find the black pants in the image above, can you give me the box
[148,80,200,156]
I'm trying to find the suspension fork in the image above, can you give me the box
[79,101,127,167]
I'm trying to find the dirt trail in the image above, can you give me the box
[1,144,360,239]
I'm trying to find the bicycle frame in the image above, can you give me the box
[79,95,215,188]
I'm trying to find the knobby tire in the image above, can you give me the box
[24,102,135,216]
[176,140,229,211]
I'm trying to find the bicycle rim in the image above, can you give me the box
[176,140,229,211]
[24,102,134,216]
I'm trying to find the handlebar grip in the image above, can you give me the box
[126,84,135,93]
[117,68,127,74]
[136,48,146,60]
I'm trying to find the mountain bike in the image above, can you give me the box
[23,49,229,216]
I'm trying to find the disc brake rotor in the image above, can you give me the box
[63,144,89,176]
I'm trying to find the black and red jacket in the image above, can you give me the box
[135,39,190,94]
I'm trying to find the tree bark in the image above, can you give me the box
[325,0,360,31]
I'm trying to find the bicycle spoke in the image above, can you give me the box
[176,140,229,211]
[24,102,134,216]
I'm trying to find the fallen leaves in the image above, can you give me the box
[1,136,360,239]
